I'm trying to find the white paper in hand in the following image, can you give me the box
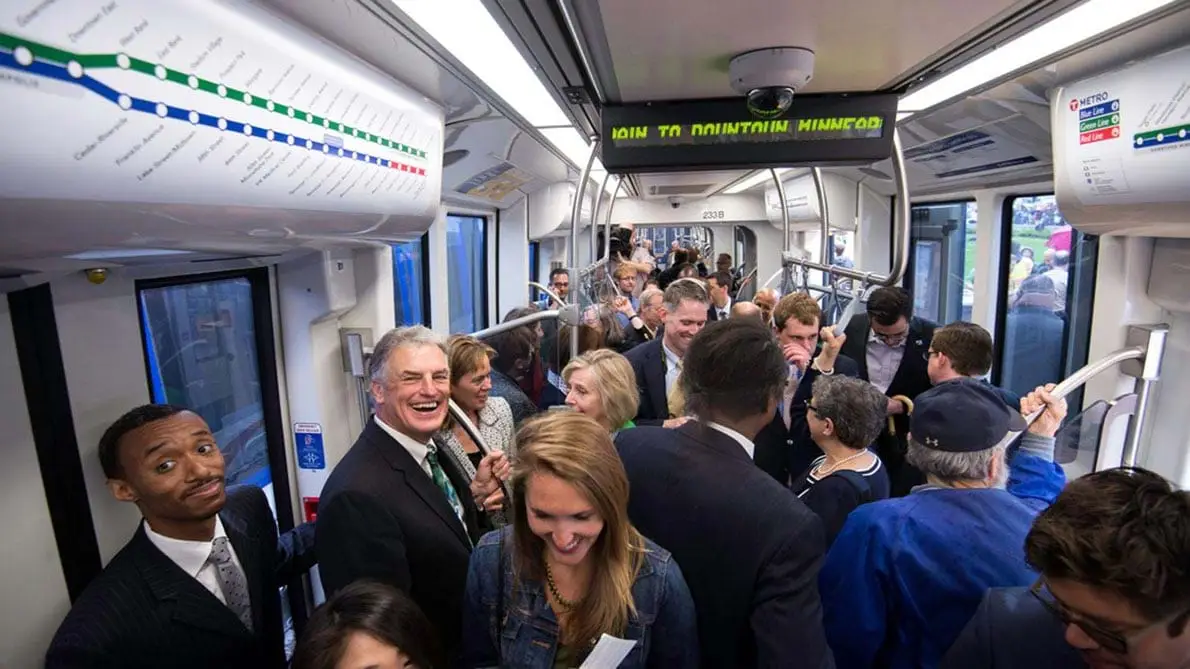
[578,634,637,669]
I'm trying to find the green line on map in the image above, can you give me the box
[1079,114,1120,133]
[0,31,428,159]
[1133,123,1190,144]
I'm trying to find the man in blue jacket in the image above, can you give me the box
[818,379,1068,669]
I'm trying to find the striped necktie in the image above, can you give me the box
[209,537,253,632]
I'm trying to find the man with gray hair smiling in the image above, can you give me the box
[817,378,1069,669]
[316,325,509,660]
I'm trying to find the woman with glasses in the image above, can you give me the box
[459,412,698,668]
[562,349,640,433]
[792,375,891,547]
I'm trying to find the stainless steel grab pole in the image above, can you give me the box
[603,177,624,263]
[570,139,600,362]
[811,167,831,268]
[528,282,565,306]
[589,171,611,263]
[470,308,571,340]
[772,168,793,293]
[447,399,511,502]
[1122,378,1154,467]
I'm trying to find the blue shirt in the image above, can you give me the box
[459,527,700,669]
[819,434,1067,669]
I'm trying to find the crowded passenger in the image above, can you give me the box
[563,348,640,432]
[623,278,709,427]
[488,325,540,424]
[460,412,699,668]
[502,306,547,405]
[706,270,734,321]
[753,292,860,485]
[316,326,509,659]
[730,300,764,321]
[1002,274,1066,399]
[793,375,891,547]
[927,321,1021,409]
[838,285,937,496]
[46,405,317,669]
[541,322,604,408]
[294,580,445,669]
[436,335,518,524]
[635,286,664,339]
[945,466,1190,669]
[617,319,835,668]
[753,287,778,325]
[819,380,1068,669]
[536,267,570,309]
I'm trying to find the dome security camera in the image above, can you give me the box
[729,47,815,119]
[667,196,683,209]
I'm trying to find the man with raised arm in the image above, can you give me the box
[818,380,1067,669]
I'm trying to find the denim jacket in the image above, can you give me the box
[459,527,699,669]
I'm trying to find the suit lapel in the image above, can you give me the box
[647,341,668,418]
[887,319,928,395]
[131,525,254,639]
[843,316,871,381]
[222,506,266,634]
[368,422,471,549]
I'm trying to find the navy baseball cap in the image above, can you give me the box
[911,378,1027,453]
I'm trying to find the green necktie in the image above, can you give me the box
[425,446,465,523]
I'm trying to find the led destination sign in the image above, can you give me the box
[609,116,886,147]
[600,94,898,173]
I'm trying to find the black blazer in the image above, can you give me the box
[316,419,484,655]
[623,338,669,426]
[46,486,315,669]
[839,314,936,495]
[615,423,834,669]
[753,353,861,485]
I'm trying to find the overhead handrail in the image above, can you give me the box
[777,128,912,287]
[529,281,566,306]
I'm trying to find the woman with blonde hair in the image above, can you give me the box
[437,335,517,519]
[459,412,698,668]
[563,349,640,432]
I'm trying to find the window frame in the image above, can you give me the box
[904,198,977,324]
[993,194,1098,413]
[445,212,490,333]
[391,235,431,327]
[134,267,308,633]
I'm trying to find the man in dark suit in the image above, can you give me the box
[839,286,937,496]
[706,270,734,322]
[46,405,316,669]
[616,320,835,668]
[316,326,508,656]
[754,292,861,484]
[623,278,709,427]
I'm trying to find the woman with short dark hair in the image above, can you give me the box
[293,580,445,669]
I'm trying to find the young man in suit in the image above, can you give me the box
[927,321,1021,410]
[706,270,734,322]
[754,292,861,485]
[839,286,937,496]
[46,405,316,669]
[316,326,508,657]
[616,319,834,668]
[623,278,709,427]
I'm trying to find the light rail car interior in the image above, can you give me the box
[2,0,1190,666]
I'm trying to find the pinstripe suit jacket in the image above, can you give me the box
[46,486,313,669]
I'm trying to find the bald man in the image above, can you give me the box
[731,301,764,321]
[753,288,778,325]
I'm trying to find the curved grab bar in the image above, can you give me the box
[528,282,565,306]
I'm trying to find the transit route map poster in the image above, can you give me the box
[1059,45,1190,207]
[0,0,443,215]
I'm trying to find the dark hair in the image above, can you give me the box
[708,270,734,290]
[98,404,190,479]
[672,250,690,266]
[681,320,786,422]
[1026,467,1190,624]
[293,580,444,669]
[490,327,535,376]
[866,287,913,326]
[503,305,539,322]
[810,375,887,450]
[549,267,569,283]
[931,321,993,376]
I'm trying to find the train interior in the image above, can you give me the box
[2,0,1190,665]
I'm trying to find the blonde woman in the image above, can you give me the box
[437,336,516,520]
[459,412,698,669]
[562,349,640,432]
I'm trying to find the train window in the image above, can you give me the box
[906,201,977,323]
[529,241,540,301]
[446,214,489,333]
[392,235,428,326]
[995,195,1096,408]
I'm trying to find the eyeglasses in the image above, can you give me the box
[805,400,827,420]
[1029,578,1190,655]
[873,330,908,345]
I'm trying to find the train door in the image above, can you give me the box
[905,201,977,324]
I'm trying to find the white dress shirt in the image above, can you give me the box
[375,415,434,478]
[144,515,242,605]
[662,341,682,396]
[866,330,907,394]
[707,421,756,460]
